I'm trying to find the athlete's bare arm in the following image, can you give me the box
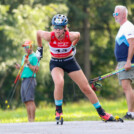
[69,32,80,46]
[37,30,51,47]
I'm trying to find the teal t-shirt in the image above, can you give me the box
[21,52,39,78]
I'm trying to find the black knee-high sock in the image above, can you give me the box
[96,106,105,116]
[56,105,62,113]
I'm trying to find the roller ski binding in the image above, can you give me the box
[55,111,63,125]
[100,113,124,122]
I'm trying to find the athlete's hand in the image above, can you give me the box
[36,46,43,60]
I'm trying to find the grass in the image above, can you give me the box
[0,98,128,123]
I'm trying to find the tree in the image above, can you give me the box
[0,3,68,108]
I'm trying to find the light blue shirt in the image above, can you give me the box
[21,52,39,78]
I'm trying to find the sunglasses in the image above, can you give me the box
[54,25,65,30]
[24,46,30,49]
[113,12,119,17]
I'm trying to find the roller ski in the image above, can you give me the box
[100,113,124,123]
[55,111,63,125]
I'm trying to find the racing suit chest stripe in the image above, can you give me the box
[49,31,72,57]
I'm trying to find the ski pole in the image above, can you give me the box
[14,55,29,84]
[5,55,29,108]
[89,64,134,84]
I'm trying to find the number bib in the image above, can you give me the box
[49,31,72,58]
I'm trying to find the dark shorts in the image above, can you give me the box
[50,56,81,73]
[21,78,37,103]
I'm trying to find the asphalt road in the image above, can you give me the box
[0,121,134,134]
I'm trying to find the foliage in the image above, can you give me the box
[1,0,134,109]
[0,3,68,108]
[0,98,127,123]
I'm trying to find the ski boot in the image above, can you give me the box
[55,111,63,125]
[100,113,124,122]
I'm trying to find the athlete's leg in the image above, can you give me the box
[51,67,64,122]
[68,70,113,121]
[51,67,64,100]
[68,70,98,103]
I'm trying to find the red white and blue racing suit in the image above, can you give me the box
[49,31,80,73]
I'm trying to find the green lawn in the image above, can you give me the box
[0,98,127,123]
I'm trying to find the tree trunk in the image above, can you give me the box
[83,6,90,80]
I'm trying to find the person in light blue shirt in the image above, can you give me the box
[15,40,39,122]
[21,52,38,78]
[113,5,134,119]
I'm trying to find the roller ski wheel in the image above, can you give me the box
[114,116,124,122]
[55,112,63,125]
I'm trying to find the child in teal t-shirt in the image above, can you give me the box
[15,40,39,122]
[21,53,39,78]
